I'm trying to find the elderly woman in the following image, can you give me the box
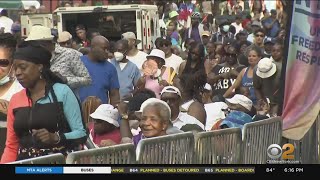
[119,98,182,146]
[0,33,24,117]
[1,45,87,163]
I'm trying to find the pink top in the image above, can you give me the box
[145,67,170,99]
[88,123,121,146]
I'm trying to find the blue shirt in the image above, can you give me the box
[110,59,141,100]
[262,17,280,38]
[79,56,120,103]
[241,68,257,105]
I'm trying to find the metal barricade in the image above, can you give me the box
[66,143,136,164]
[242,117,282,164]
[8,153,66,164]
[194,128,242,164]
[136,132,194,164]
[287,115,320,164]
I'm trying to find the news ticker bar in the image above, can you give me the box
[15,167,255,174]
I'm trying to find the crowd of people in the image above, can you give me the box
[0,0,287,163]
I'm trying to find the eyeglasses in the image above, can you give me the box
[255,34,265,37]
[0,59,10,67]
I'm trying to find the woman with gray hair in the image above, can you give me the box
[119,98,181,146]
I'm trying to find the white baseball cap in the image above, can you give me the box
[122,32,141,44]
[25,25,54,41]
[256,57,277,78]
[146,49,165,61]
[90,104,120,127]
[160,86,182,97]
[226,94,253,111]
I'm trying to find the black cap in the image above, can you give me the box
[264,37,276,44]
[238,29,248,36]
[161,36,172,43]
[224,38,235,46]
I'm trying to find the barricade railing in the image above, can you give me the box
[242,117,282,164]
[287,115,320,164]
[194,128,242,164]
[136,132,194,164]
[8,153,66,164]
[66,143,136,164]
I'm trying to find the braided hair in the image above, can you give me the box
[183,69,207,103]
[0,33,17,59]
[81,96,102,125]
[181,43,205,89]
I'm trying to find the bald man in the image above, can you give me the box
[79,36,120,106]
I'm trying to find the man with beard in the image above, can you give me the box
[79,36,120,106]
[110,40,141,101]
[208,45,245,101]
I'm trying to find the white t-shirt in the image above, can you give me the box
[0,80,24,101]
[247,33,254,43]
[0,16,13,33]
[172,112,205,130]
[165,54,184,73]
[126,51,148,70]
[204,102,228,131]
[231,22,243,36]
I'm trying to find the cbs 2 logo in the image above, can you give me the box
[267,144,295,160]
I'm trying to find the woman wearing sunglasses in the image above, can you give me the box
[0,33,23,117]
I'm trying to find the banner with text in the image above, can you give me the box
[282,0,320,140]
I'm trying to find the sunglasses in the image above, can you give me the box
[255,34,265,37]
[0,59,10,67]
[225,53,237,57]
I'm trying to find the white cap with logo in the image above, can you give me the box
[226,94,253,111]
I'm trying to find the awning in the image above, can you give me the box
[0,1,23,10]
[0,0,40,10]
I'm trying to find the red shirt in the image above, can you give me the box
[88,123,121,146]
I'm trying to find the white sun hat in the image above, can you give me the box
[90,104,119,127]
[146,49,165,61]
[25,25,54,41]
[256,57,277,78]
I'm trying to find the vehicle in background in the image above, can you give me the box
[20,4,160,50]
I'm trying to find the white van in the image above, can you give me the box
[21,4,160,50]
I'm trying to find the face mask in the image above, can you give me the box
[114,52,124,62]
[0,65,13,85]
[222,25,230,32]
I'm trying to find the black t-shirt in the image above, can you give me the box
[211,64,245,96]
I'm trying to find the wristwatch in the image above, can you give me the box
[121,114,129,120]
